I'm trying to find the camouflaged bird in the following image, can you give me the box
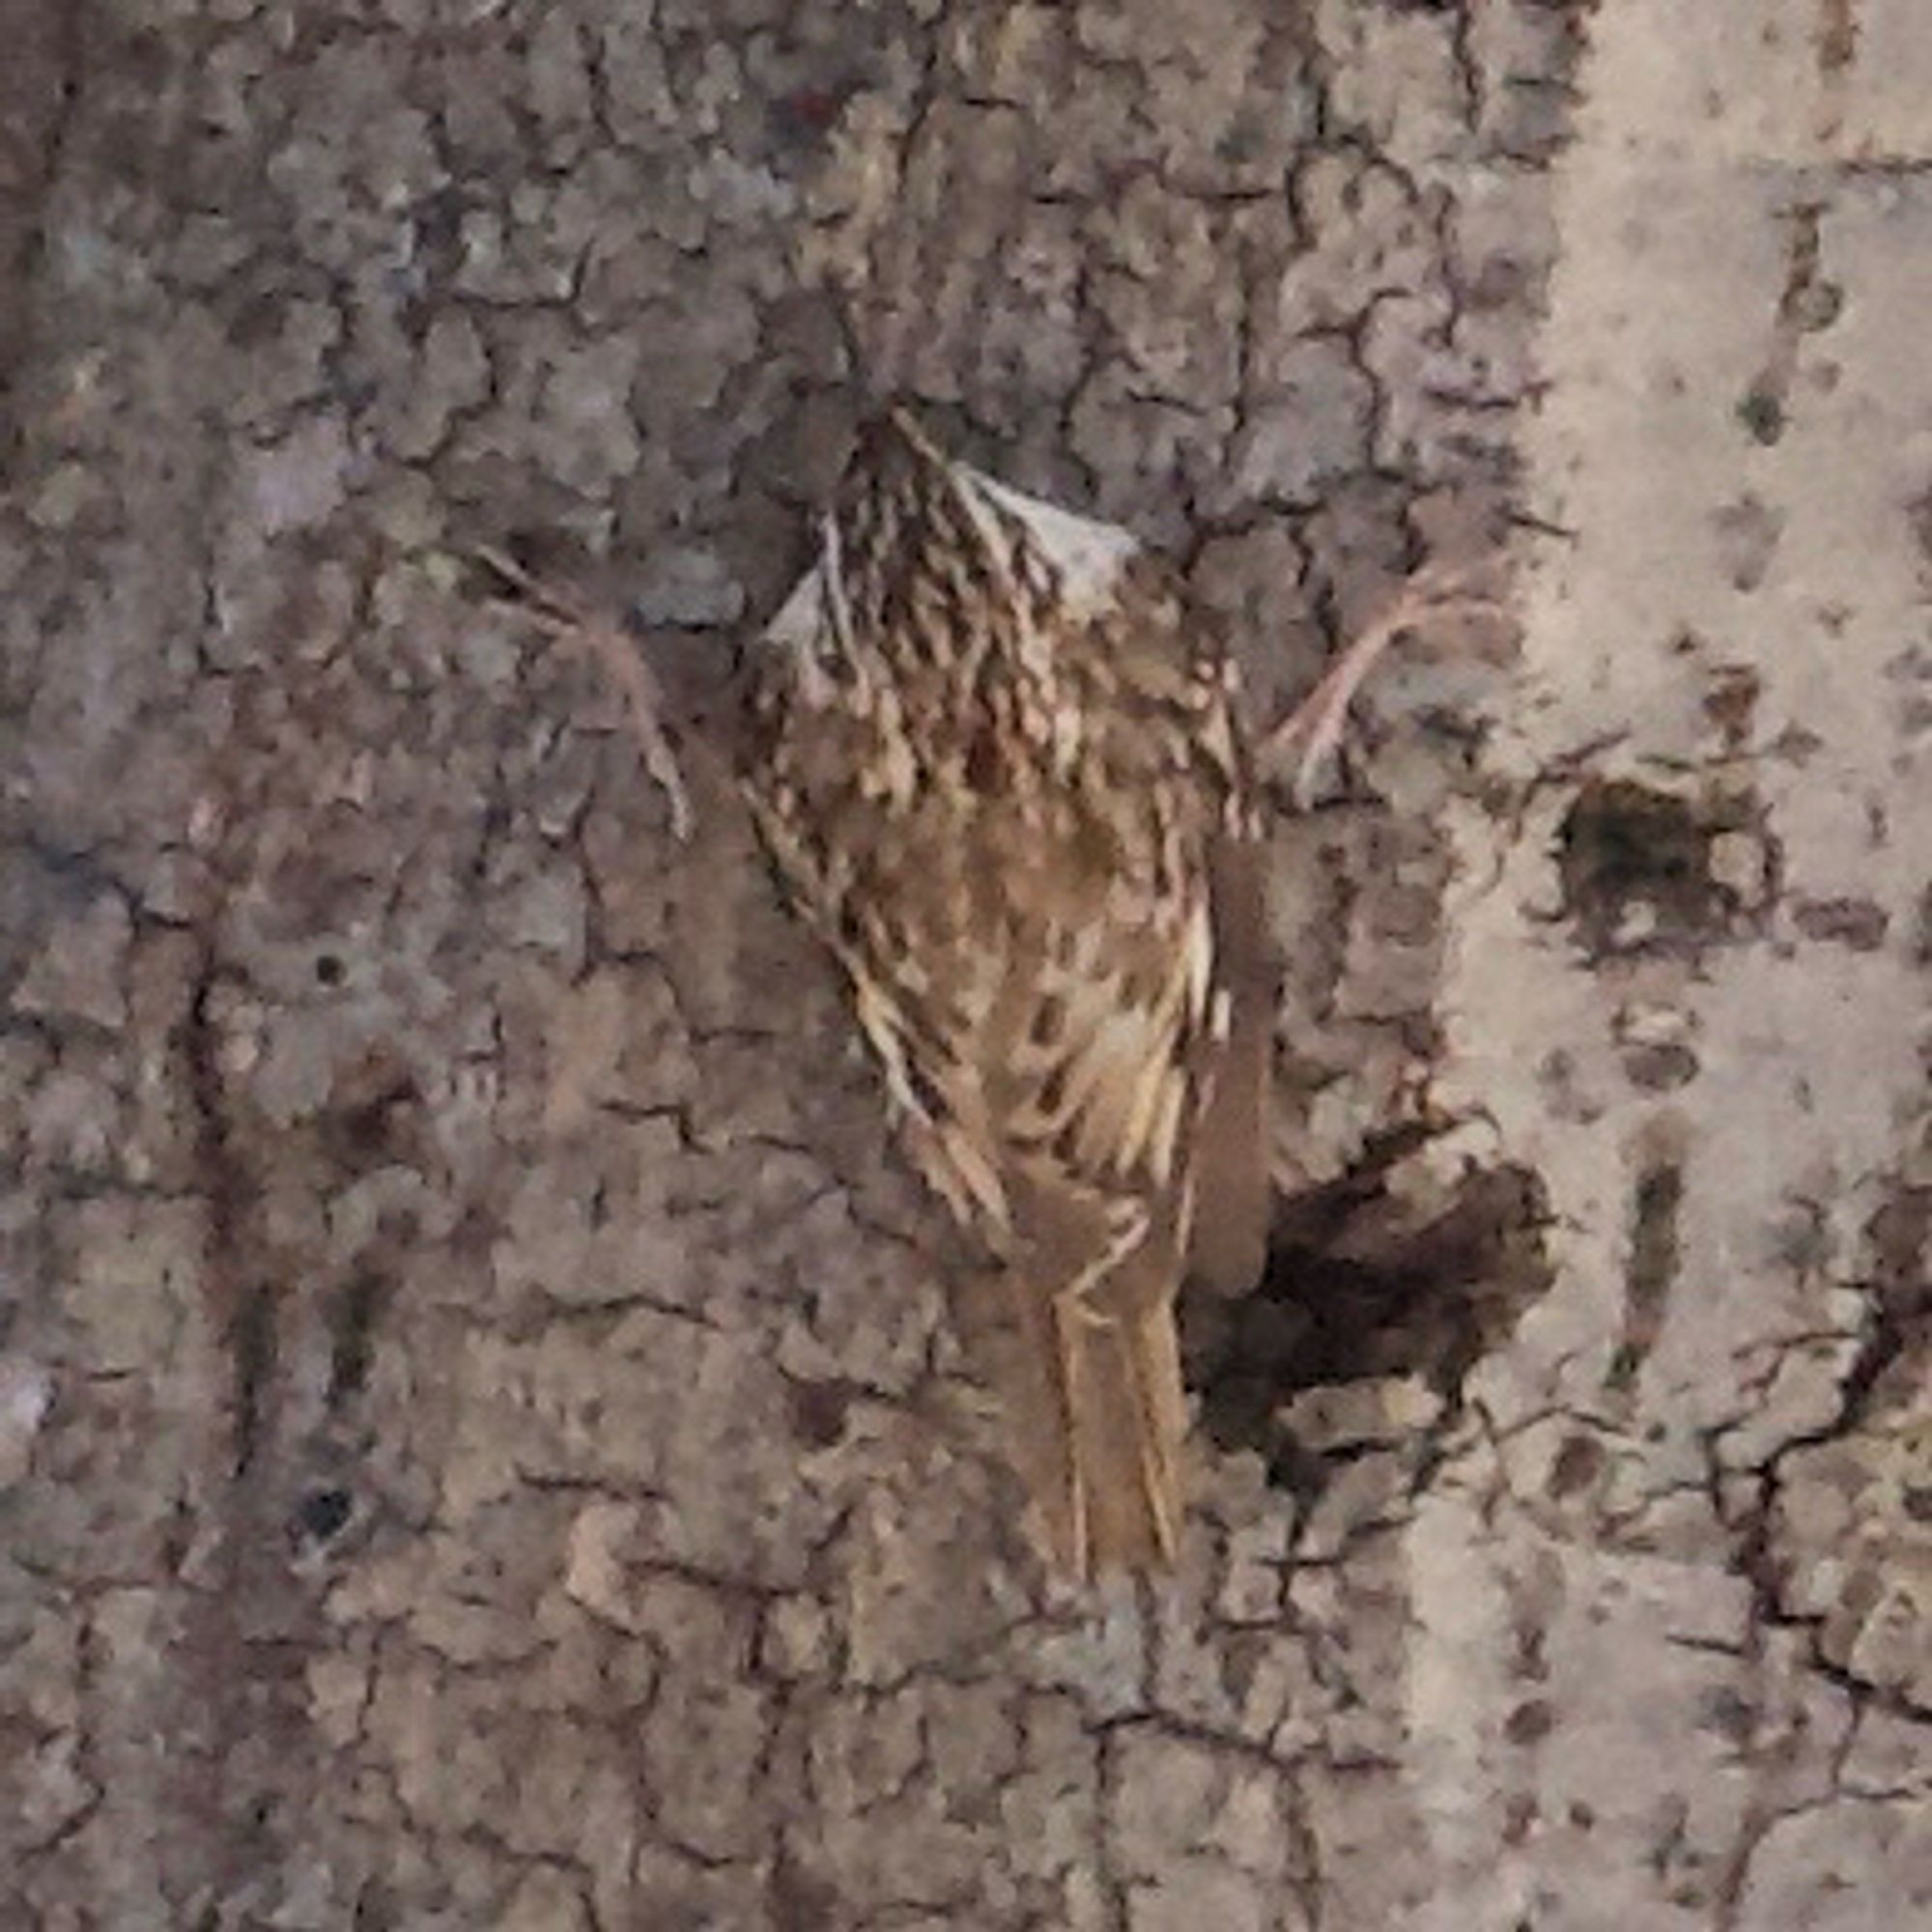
[743,411,1273,1578]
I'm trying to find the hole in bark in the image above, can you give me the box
[293,1485,354,1544]
[1555,779,1766,961]
[1188,1134,1552,1503]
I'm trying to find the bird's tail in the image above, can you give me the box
[1005,1273,1189,1578]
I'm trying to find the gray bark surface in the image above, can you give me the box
[1,3,1923,1928]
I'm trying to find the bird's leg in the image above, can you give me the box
[472,545,695,840]
[1260,564,1511,810]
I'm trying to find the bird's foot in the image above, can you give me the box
[473,544,696,840]
[1260,562,1514,810]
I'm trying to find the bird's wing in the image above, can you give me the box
[1187,816,1275,1295]
[991,881,1210,1236]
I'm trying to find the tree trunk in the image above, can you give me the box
[2,4,1923,1927]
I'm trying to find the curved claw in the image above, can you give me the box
[472,546,696,841]
[1261,563,1514,810]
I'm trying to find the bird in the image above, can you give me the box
[475,410,1501,1578]
[739,409,1274,1578]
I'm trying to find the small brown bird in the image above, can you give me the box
[477,412,1493,1576]
[742,411,1273,1577]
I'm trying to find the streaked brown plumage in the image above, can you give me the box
[743,410,1272,1577]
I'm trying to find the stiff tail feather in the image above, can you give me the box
[1003,1271,1189,1578]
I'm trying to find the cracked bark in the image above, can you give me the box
[1,4,1924,1929]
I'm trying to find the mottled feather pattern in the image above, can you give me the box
[744,411,1270,1577]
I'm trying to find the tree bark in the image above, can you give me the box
[1,4,1924,1928]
